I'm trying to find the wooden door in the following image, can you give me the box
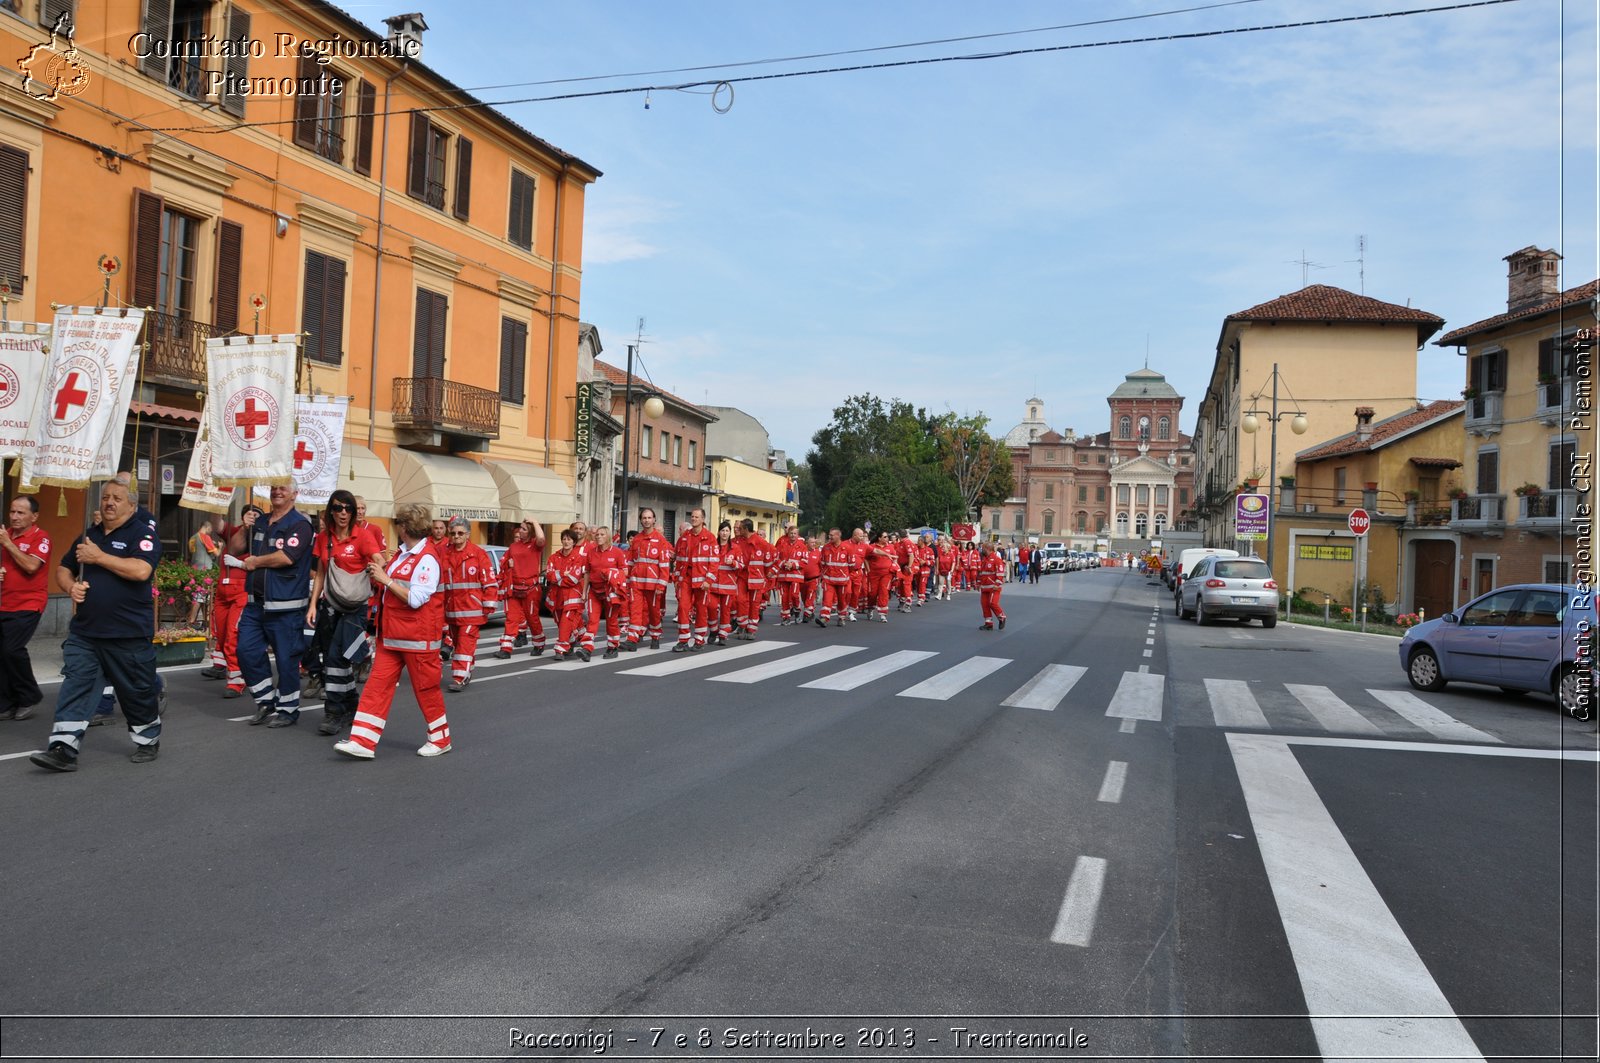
[1412,540,1456,618]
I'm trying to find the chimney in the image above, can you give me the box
[1504,246,1561,311]
[1354,406,1376,443]
[384,12,427,60]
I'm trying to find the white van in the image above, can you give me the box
[1172,547,1241,600]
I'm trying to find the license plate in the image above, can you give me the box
[1232,596,1253,604]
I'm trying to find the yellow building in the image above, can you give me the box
[707,457,796,540]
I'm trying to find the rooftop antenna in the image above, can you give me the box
[1144,334,1150,370]
[1289,250,1328,287]
[1347,234,1367,294]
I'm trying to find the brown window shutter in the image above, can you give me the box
[414,288,447,377]
[353,81,375,175]
[406,112,429,200]
[129,188,164,309]
[0,145,27,295]
[139,0,173,80]
[452,137,472,220]
[323,256,346,364]
[412,287,429,376]
[220,6,251,117]
[512,320,527,403]
[428,290,448,377]
[292,55,319,149]
[42,0,76,32]
[302,251,325,360]
[498,317,514,401]
[214,218,243,332]
[509,170,534,249]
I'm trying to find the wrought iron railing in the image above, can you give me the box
[1463,390,1504,434]
[141,311,228,389]
[1451,494,1504,522]
[392,376,501,438]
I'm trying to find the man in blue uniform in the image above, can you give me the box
[230,483,315,728]
[30,480,163,772]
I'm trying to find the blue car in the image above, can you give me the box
[1399,583,1595,718]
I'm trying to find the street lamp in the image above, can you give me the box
[1239,361,1307,571]
[617,342,666,535]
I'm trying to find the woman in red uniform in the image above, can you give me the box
[977,540,1007,630]
[866,530,899,623]
[582,525,628,659]
[307,489,382,734]
[334,503,452,760]
[545,528,589,661]
[706,522,740,644]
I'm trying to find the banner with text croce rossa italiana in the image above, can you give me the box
[205,334,298,486]
[0,321,51,461]
[18,307,144,489]
[249,396,348,508]
[178,399,235,515]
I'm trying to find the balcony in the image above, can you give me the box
[1450,493,1506,537]
[392,376,501,445]
[1516,489,1575,535]
[1535,378,1575,426]
[141,311,230,390]
[1463,390,1504,437]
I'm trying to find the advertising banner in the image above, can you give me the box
[1235,492,1270,541]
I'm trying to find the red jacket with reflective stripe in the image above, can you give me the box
[628,529,673,591]
[673,527,718,588]
[545,548,587,608]
[379,540,445,652]
[443,541,497,623]
[775,536,810,582]
[820,542,853,585]
[978,553,1006,589]
[741,533,774,589]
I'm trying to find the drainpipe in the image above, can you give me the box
[366,60,410,448]
[544,163,567,466]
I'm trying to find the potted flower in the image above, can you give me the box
[1448,487,1470,500]
[1279,475,1296,487]
[1514,483,1542,497]
[1461,386,1480,399]
[1403,489,1422,502]
[1395,613,1422,629]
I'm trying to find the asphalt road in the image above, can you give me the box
[1,568,1594,1061]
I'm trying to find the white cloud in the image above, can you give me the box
[581,193,672,265]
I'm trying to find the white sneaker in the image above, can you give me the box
[333,739,374,760]
[417,741,453,757]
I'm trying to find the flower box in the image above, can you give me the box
[152,635,208,666]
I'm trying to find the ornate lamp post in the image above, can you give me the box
[617,342,665,535]
[1239,362,1308,571]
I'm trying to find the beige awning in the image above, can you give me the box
[481,458,577,525]
[340,443,394,518]
[388,448,500,523]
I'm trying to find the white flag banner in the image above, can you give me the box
[178,400,236,515]
[252,396,347,507]
[0,321,51,460]
[18,307,145,489]
[206,334,298,486]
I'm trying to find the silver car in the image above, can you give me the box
[1176,555,1280,627]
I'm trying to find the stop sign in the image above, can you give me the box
[1348,508,1371,536]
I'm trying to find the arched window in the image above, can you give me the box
[1115,513,1129,536]
[1094,512,1106,532]
[1042,510,1055,534]
[1135,513,1148,538]
[1029,405,1038,419]
[1158,416,1171,440]
[1154,513,1167,535]
[1076,511,1088,531]
[1119,415,1132,440]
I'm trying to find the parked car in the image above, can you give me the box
[1176,554,1279,626]
[1171,547,1240,603]
[484,545,507,625]
[1040,545,1069,572]
[1399,583,1595,717]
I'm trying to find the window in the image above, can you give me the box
[1549,437,1576,489]
[0,144,27,295]
[302,251,348,365]
[1014,512,1024,532]
[991,511,1000,531]
[1154,513,1167,535]
[1179,487,1189,505]
[412,287,447,377]
[1116,485,1130,504]
[508,169,536,250]
[39,2,76,31]
[1043,511,1054,534]
[1075,512,1087,532]
[1135,485,1149,505]
[640,426,652,460]
[1476,447,1498,495]
[140,0,210,97]
[1158,416,1171,439]
[407,113,450,209]
[1077,485,1087,502]
[1115,513,1129,536]
[1079,453,1088,464]
[1098,454,1107,464]
[1156,485,1168,505]
[1044,483,1054,500]
[1135,514,1148,538]
[352,80,376,174]
[1096,486,1105,502]
[452,137,472,220]
[1461,589,1520,627]
[1119,415,1132,439]
[156,207,201,319]
[498,316,527,403]
[1335,467,1348,504]
[1469,349,1506,393]
[292,57,346,163]
[672,435,683,466]
[1046,450,1055,463]
[688,440,697,470]
[1546,558,1573,582]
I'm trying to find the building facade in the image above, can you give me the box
[596,360,713,541]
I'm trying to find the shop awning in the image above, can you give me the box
[340,443,395,518]
[388,449,500,523]
[481,458,576,525]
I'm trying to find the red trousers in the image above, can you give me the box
[347,645,449,752]
[739,582,768,633]
[981,587,1005,621]
[868,572,895,615]
[706,589,736,637]
[584,591,622,650]
[630,586,665,642]
[211,592,246,687]
[802,578,819,615]
[446,622,481,681]
[555,601,584,653]
[676,582,708,644]
[819,581,849,621]
[500,590,544,650]
[778,578,804,616]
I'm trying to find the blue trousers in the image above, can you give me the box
[237,602,308,720]
[50,633,161,759]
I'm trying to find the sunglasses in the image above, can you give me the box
[328,503,353,512]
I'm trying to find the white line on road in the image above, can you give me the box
[1096,761,1128,803]
[1049,855,1108,946]
[707,645,866,684]
[1144,637,1155,645]
[475,646,670,682]
[800,650,938,691]
[1000,664,1087,711]
[1137,665,1149,673]
[1204,678,1270,729]
[1119,719,1137,733]
[898,656,1011,701]
[620,641,793,676]
[1226,732,1486,1061]
[1285,684,1383,735]
[1106,672,1164,721]
[1366,689,1501,743]
[1142,649,1153,657]
[0,749,41,761]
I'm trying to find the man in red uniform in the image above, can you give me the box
[496,520,546,657]
[206,508,255,697]
[816,528,853,628]
[624,507,672,650]
[671,508,717,652]
[846,528,869,621]
[706,521,740,645]
[545,528,588,661]
[893,532,916,612]
[441,517,498,690]
[800,533,823,622]
[582,525,628,659]
[914,533,936,605]
[977,540,1008,630]
[0,495,51,721]
[773,524,810,625]
[734,519,773,639]
[865,530,900,623]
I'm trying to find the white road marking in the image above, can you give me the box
[473,646,670,682]
[1366,689,1501,743]
[1096,761,1128,803]
[1227,732,1487,1061]
[898,656,1011,701]
[1204,678,1270,729]
[1144,637,1155,645]
[1106,671,1164,721]
[1119,719,1137,733]
[1285,684,1383,735]
[620,641,793,676]
[800,650,938,691]
[1001,664,1087,711]
[1142,649,1153,657]
[708,645,866,684]
[1049,855,1108,947]
[1137,665,1149,674]
[0,749,41,761]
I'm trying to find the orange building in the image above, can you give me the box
[1,1,599,628]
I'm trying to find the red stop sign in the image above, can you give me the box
[1348,508,1371,536]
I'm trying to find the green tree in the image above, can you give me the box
[933,413,1014,518]
[825,458,910,533]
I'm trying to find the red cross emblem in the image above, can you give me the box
[293,440,316,469]
[53,371,89,420]
[234,397,271,440]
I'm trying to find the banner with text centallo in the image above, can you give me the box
[18,307,145,489]
[205,335,298,486]
[250,396,347,508]
[0,321,51,461]
[178,401,236,515]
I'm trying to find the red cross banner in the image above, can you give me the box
[205,334,299,486]
[251,396,347,507]
[0,321,52,461]
[18,307,145,489]
[177,400,235,515]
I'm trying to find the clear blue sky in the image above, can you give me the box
[352,0,1596,460]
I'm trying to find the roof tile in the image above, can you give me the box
[1230,284,1444,344]
[1435,279,1599,346]
[1296,399,1463,461]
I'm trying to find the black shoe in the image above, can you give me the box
[603,648,618,660]
[715,636,728,646]
[979,623,993,631]
[622,642,638,652]
[87,713,112,728]
[530,647,544,657]
[265,713,296,728]
[650,638,661,649]
[317,713,343,736]
[815,617,826,628]
[447,680,466,692]
[30,745,76,772]
[199,665,225,680]
[222,686,243,699]
[12,703,37,721]
[513,631,528,648]
[0,708,13,721]
[551,652,568,662]
[494,649,512,660]
[672,643,689,653]
[688,642,702,653]
[578,648,592,662]
[249,704,275,725]
[998,615,1006,629]
[130,742,160,763]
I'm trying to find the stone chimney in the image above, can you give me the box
[1354,406,1376,443]
[1504,246,1561,311]
[384,12,428,60]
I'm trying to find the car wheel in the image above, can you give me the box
[1262,614,1277,629]
[1557,666,1593,720]
[1174,593,1183,618]
[1196,598,1211,625]
[1406,647,1447,692]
